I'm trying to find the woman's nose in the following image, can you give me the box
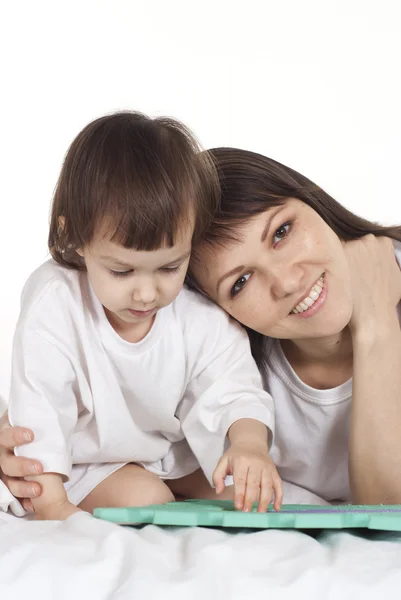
[269,264,303,299]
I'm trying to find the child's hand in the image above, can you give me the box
[212,443,283,513]
[26,472,83,520]
[33,499,82,521]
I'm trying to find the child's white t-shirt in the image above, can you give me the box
[8,260,275,489]
[264,242,401,504]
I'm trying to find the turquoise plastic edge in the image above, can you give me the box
[93,500,401,531]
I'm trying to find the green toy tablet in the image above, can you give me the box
[93,499,401,531]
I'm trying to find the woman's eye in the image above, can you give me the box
[273,222,291,245]
[230,273,251,297]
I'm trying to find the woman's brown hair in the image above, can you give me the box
[49,111,219,269]
[189,147,401,369]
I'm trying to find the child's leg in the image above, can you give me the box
[78,464,174,513]
[167,468,235,501]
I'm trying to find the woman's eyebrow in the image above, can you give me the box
[216,206,286,293]
[260,206,286,242]
[216,265,245,294]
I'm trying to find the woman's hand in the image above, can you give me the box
[0,412,43,511]
[344,235,401,339]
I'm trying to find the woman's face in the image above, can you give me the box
[191,199,353,340]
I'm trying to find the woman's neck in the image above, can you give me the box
[280,327,353,366]
[278,327,354,389]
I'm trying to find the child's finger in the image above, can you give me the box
[272,472,284,512]
[242,467,260,512]
[212,457,228,494]
[257,469,273,513]
[233,464,248,510]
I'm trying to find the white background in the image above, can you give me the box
[0,0,400,397]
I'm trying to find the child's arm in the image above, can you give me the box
[177,295,281,512]
[8,329,79,514]
[26,473,81,520]
[212,418,283,513]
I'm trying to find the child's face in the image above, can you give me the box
[79,221,193,338]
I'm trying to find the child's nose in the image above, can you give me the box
[132,279,156,305]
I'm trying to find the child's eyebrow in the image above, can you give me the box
[161,251,191,267]
[99,250,191,269]
[99,256,134,268]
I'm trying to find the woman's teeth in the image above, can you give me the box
[291,275,324,314]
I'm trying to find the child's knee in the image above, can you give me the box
[78,466,174,512]
[118,469,174,506]
[148,482,175,505]
[119,467,175,505]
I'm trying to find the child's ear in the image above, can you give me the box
[76,248,84,257]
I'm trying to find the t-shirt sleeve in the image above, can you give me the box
[177,316,275,486]
[8,331,78,480]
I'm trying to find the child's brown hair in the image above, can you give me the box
[49,111,219,269]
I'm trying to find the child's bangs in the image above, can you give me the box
[97,162,196,251]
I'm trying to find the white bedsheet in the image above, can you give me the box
[1,392,401,599]
[1,510,401,599]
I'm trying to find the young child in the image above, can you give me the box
[7,111,282,520]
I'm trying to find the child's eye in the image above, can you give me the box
[161,266,180,274]
[273,222,291,245]
[230,273,251,298]
[109,269,133,278]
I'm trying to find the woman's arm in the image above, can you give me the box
[346,235,401,503]
[350,313,401,503]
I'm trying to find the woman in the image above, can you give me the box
[2,147,401,507]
